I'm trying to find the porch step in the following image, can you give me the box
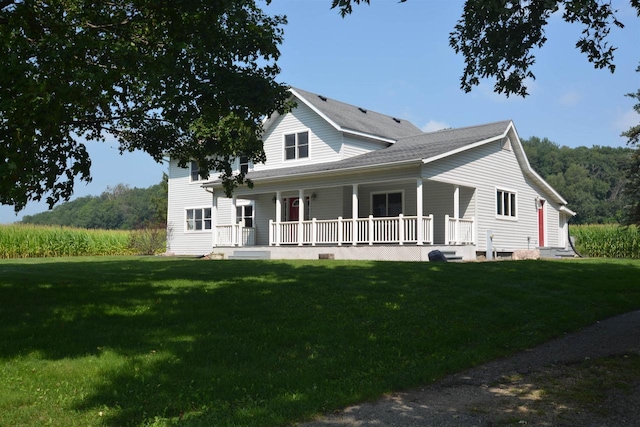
[440,250,463,262]
[228,250,271,260]
[539,247,577,259]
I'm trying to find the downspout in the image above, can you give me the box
[567,219,583,258]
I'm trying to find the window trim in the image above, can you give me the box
[495,188,518,220]
[190,161,209,183]
[238,156,250,174]
[283,130,310,161]
[370,190,404,217]
[185,207,212,232]
[236,201,254,228]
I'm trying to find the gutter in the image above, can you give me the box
[201,158,424,188]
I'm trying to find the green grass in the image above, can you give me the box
[1,257,639,426]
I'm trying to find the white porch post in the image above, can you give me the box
[453,185,460,244]
[352,184,358,246]
[416,178,423,246]
[231,195,237,246]
[298,188,304,246]
[212,193,218,248]
[453,185,460,219]
[275,191,282,247]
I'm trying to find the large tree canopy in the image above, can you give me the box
[1,0,290,212]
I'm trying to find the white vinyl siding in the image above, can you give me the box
[260,101,343,171]
[423,136,562,251]
[167,158,214,255]
[342,135,389,159]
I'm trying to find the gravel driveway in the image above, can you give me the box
[300,310,640,426]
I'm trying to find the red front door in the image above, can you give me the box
[538,200,545,247]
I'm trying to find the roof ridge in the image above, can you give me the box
[419,119,512,136]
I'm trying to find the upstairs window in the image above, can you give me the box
[190,161,208,182]
[239,156,249,174]
[284,131,309,160]
[496,189,517,218]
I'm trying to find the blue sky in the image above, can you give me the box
[2,0,639,223]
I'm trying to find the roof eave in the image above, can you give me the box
[201,158,423,188]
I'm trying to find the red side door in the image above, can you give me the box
[538,200,545,247]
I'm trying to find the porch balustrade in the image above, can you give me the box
[445,215,475,245]
[267,214,435,246]
[216,223,255,246]
[214,214,476,247]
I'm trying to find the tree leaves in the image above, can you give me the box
[1,0,290,212]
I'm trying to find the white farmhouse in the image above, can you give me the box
[166,87,575,261]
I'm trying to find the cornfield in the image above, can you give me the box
[0,224,137,258]
[571,224,640,259]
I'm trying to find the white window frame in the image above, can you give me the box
[236,201,254,228]
[496,188,518,220]
[370,190,404,217]
[283,130,310,161]
[238,156,250,174]
[185,207,212,232]
[190,161,209,182]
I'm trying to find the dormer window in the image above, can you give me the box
[284,131,309,160]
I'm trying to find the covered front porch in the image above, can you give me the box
[216,214,474,247]
[211,176,477,250]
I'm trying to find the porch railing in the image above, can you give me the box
[445,215,475,245]
[216,224,255,246]
[268,214,434,246]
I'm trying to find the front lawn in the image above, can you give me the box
[1,257,639,426]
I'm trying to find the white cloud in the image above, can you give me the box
[477,77,537,102]
[558,91,581,107]
[421,120,450,133]
[614,109,639,133]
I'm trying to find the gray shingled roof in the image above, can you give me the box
[206,120,512,183]
[291,87,423,140]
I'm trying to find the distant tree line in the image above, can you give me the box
[21,174,167,230]
[522,137,633,225]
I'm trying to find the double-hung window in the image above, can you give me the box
[239,156,249,174]
[236,204,254,228]
[190,161,208,182]
[372,192,403,217]
[186,208,212,231]
[284,131,309,160]
[496,189,517,218]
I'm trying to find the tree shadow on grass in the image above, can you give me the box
[0,257,639,426]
